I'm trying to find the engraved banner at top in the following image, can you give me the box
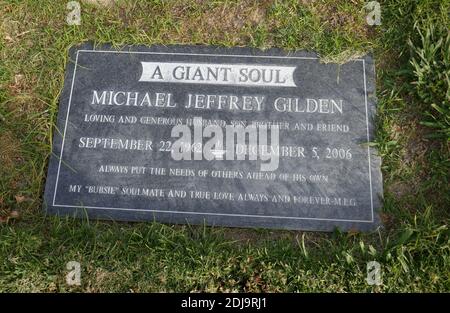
[139,62,297,87]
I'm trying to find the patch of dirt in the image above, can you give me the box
[313,0,369,37]
[172,0,272,44]
[5,74,43,115]
[384,98,449,215]
[384,117,428,200]
[1,11,36,47]
[0,130,26,217]
[299,0,317,5]
[387,181,413,199]
[398,118,432,169]
[0,131,21,174]
[7,74,26,95]
[85,267,133,292]
[1,16,18,42]
[248,6,266,25]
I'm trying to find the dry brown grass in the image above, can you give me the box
[170,0,272,45]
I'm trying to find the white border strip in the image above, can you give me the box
[52,50,80,205]
[52,49,373,223]
[363,59,374,221]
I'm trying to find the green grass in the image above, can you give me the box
[409,22,450,140]
[0,0,449,292]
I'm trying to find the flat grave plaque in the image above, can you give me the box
[44,43,383,231]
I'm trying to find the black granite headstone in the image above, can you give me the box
[44,43,383,231]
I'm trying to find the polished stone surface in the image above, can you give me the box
[43,43,383,231]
